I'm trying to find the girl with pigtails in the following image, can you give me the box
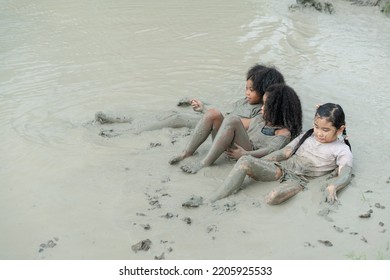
[209,103,352,205]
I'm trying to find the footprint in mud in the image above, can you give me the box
[304,242,315,248]
[145,192,162,210]
[148,199,161,209]
[207,224,218,240]
[149,142,162,149]
[207,224,218,234]
[154,240,175,259]
[140,224,151,230]
[374,203,385,209]
[318,240,333,247]
[161,176,171,183]
[333,225,344,233]
[145,189,171,210]
[155,252,165,260]
[317,207,334,222]
[182,217,192,225]
[98,128,122,138]
[38,237,59,253]
[211,202,237,214]
[160,212,178,219]
[379,222,386,233]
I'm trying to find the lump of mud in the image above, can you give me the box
[131,239,152,253]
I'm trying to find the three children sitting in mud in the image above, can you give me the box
[95,63,353,206]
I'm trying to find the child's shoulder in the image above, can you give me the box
[233,98,249,106]
[301,135,350,152]
[332,138,353,166]
[326,138,352,160]
[331,138,351,149]
[230,98,261,118]
[234,97,261,106]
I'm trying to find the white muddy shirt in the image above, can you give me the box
[281,133,353,177]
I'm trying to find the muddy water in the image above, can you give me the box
[1,0,389,259]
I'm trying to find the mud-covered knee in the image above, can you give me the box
[236,156,252,172]
[225,114,240,121]
[265,190,280,205]
[224,114,241,125]
[205,108,221,118]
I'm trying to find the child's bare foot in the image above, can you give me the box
[95,111,132,124]
[168,154,186,165]
[169,151,194,165]
[180,161,204,174]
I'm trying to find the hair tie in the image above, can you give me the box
[342,128,348,140]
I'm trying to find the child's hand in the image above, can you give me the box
[190,99,205,112]
[225,144,247,160]
[325,184,338,204]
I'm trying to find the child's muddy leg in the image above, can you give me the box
[208,109,224,140]
[203,115,250,166]
[209,157,249,202]
[209,156,280,202]
[180,115,251,174]
[95,111,133,124]
[169,109,222,165]
[265,180,303,205]
[139,112,201,132]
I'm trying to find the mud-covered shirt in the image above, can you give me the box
[247,115,291,152]
[281,133,353,177]
[227,98,261,119]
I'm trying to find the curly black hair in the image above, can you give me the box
[246,64,285,99]
[262,83,302,139]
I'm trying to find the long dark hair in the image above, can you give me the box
[291,103,351,155]
[246,64,285,100]
[263,84,302,139]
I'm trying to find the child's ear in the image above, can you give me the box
[337,125,346,136]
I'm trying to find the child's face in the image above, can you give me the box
[245,79,261,105]
[313,117,345,143]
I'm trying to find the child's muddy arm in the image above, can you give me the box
[325,165,353,203]
[248,147,272,158]
[249,136,290,158]
[225,145,270,160]
[262,146,292,162]
[177,97,210,113]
